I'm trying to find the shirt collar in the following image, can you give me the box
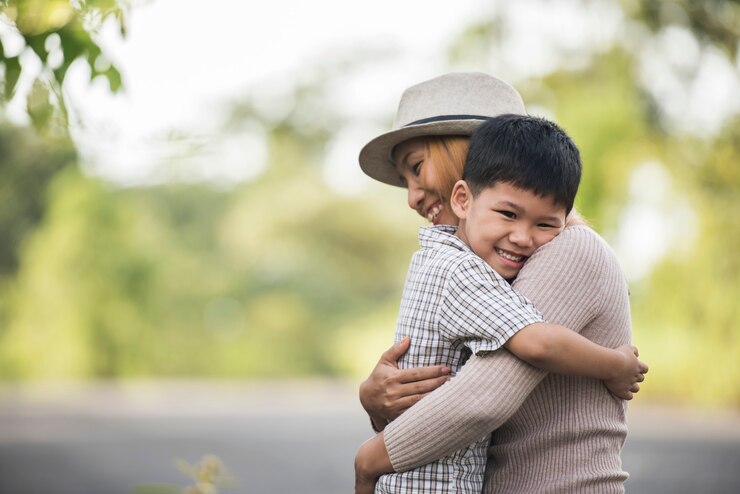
[418,225,472,253]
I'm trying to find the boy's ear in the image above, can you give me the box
[450,180,471,220]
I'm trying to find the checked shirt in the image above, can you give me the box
[376,225,543,494]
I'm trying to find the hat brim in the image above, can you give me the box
[359,119,486,188]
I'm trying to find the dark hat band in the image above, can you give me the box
[405,114,492,126]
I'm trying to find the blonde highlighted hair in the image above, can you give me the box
[425,136,470,203]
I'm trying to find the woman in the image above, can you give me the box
[355,72,646,493]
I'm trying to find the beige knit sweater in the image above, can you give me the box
[384,226,631,493]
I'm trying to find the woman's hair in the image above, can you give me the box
[425,136,470,203]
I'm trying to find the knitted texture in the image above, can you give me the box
[384,226,631,493]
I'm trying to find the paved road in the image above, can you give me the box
[1,381,739,493]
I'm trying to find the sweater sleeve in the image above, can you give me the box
[385,226,608,471]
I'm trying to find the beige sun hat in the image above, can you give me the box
[359,72,526,187]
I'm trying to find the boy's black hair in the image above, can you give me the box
[463,114,582,214]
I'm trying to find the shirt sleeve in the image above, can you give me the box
[385,226,610,471]
[436,257,543,355]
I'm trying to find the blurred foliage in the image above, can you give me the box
[0,121,75,276]
[0,82,420,377]
[0,0,737,408]
[628,118,740,407]
[448,0,740,407]
[624,0,740,58]
[135,454,236,494]
[0,0,127,131]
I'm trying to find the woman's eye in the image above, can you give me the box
[412,161,422,175]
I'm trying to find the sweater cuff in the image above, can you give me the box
[383,397,450,472]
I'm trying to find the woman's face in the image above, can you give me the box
[392,138,459,226]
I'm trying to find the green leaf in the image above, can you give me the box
[101,66,122,92]
[25,33,48,64]
[26,80,54,131]
[3,56,21,100]
[52,60,72,84]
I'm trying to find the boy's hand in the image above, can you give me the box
[360,337,450,427]
[355,468,378,494]
[604,345,648,400]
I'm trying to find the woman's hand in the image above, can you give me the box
[359,337,450,429]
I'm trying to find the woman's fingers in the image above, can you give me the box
[397,365,450,384]
[399,374,450,396]
[380,337,411,365]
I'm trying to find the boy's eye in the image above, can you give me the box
[497,210,516,219]
[538,223,556,228]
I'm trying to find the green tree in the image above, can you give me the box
[0,122,75,276]
[447,0,740,406]
[0,0,127,131]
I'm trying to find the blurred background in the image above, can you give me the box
[0,0,738,493]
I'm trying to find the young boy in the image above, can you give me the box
[358,114,644,494]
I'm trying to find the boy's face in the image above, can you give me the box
[451,181,566,279]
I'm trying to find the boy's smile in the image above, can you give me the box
[452,181,566,279]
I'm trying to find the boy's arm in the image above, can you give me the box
[354,432,392,494]
[503,323,647,399]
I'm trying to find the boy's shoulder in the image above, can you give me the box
[414,226,505,283]
[417,226,477,262]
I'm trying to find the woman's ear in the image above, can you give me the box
[450,180,471,220]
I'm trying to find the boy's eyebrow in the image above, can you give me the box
[497,200,524,211]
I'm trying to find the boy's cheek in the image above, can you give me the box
[539,229,563,246]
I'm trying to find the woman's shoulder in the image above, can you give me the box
[522,225,621,279]
[543,225,613,257]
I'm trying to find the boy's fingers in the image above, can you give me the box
[615,389,633,400]
[630,383,640,393]
[631,345,639,357]
[639,360,649,373]
[398,365,450,384]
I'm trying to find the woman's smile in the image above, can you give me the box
[425,202,444,224]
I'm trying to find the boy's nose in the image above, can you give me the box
[509,226,534,248]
